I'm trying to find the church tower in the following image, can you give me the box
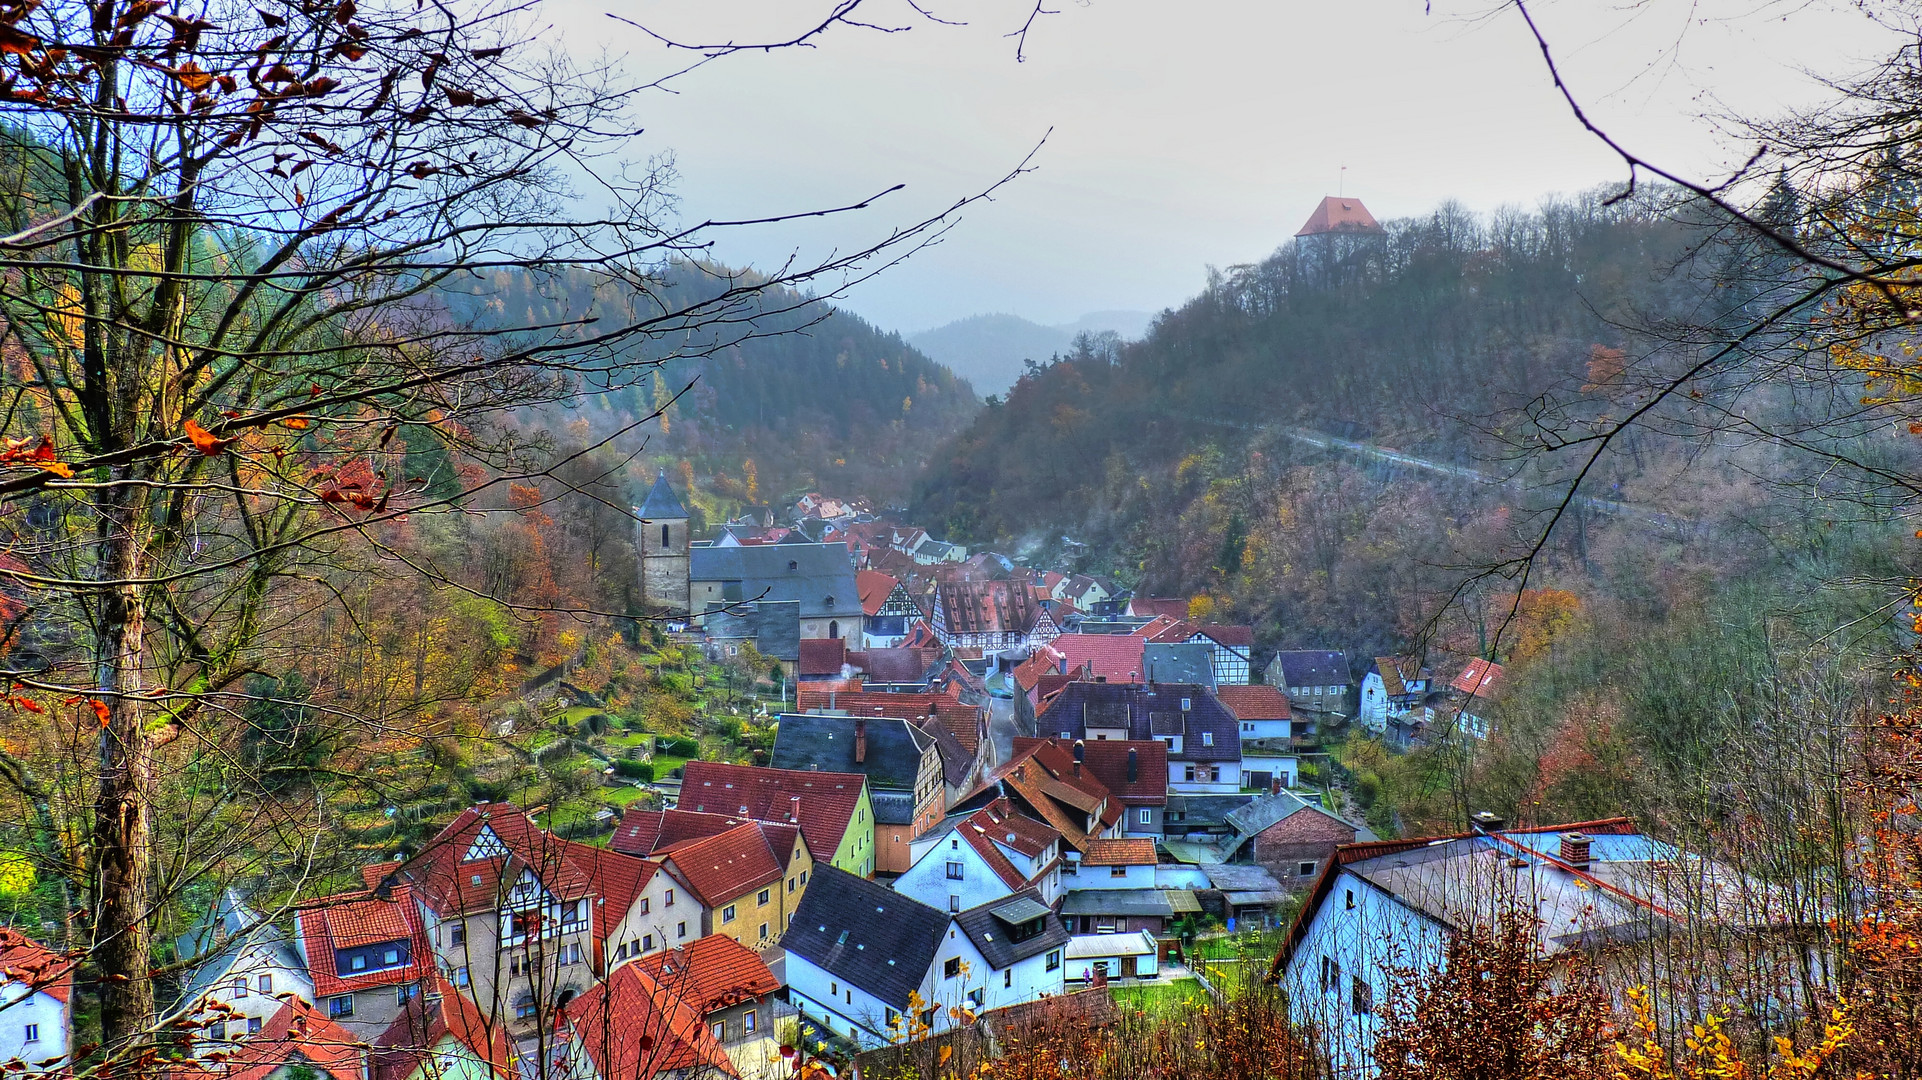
[1294,195,1387,288]
[636,469,690,614]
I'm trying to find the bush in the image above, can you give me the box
[612,759,656,782]
[660,736,700,757]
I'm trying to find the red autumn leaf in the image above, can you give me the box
[9,697,41,713]
[166,62,215,92]
[91,699,110,727]
[182,419,235,455]
[281,416,310,429]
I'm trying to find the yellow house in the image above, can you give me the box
[661,820,814,949]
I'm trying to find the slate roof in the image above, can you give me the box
[0,928,72,1004]
[870,790,916,826]
[690,542,859,621]
[1214,685,1293,722]
[1049,634,1145,683]
[1203,863,1285,894]
[1295,196,1385,237]
[635,934,780,1015]
[677,761,865,862]
[860,647,942,686]
[1267,650,1351,689]
[661,821,801,908]
[1142,642,1216,687]
[1037,682,1241,762]
[953,889,1070,971]
[772,712,929,793]
[1165,794,1258,832]
[175,890,302,1009]
[564,962,737,1079]
[700,599,801,661]
[1224,790,1319,837]
[784,866,948,1011]
[636,470,690,520]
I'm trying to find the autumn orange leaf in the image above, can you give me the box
[183,419,235,455]
[90,699,110,727]
[281,416,311,430]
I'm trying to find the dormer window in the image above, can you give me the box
[1202,732,1214,747]
[1181,698,1192,711]
[788,560,798,572]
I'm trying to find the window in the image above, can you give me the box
[1320,956,1340,993]
[758,888,771,906]
[1004,969,1013,988]
[349,954,368,972]
[677,922,687,938]
[450,922,466,947]
[800,870,808,885]
[1351,976,1373,1015]
[830,982,838,997]
[454,966,470,987]
[944,957,961,979]
[1180,697,1192,711]
[1201,732,1214,747]
[246,1017,262,1035]
[233,978,249,998]
[561,900,586,930]
[945,861,964,880]
[828,620,839,639]
[257,974,272,994]
[643,934,654,951]
[760,923,770,941]
[22,1024,37,1043]
[398,986,415,1006]
[743,1009,757,1034]
[1299,861,1317,878]
[1345,889,1355,910]
[511,954,526,977]
[722,904,737,923]
[1045,950,1061,972]
[1183,765,1196,782]
[382,948,399,966]
[949,895,960,913]
[788,877,795,893]
[950,838,958,850]
[514,999,538,1020]
[1111,865,1129,878]
[1138,808,1152,825]
[711,1021,725,1041]
[639,898,649,915]
[330,996,355,1019]
[661,523,670,547]
[968,988,985,1007]
[665,889,675,907]
[563,943,584,965]
[208,1022,226,1042]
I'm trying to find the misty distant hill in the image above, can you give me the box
[910,310,1154,395]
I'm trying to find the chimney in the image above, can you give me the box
[854,718,867,764]
[1470,811,1505,833]
[1560,832,1592,871]
[1126,747,1138,783]
[789,795,802,824]
[1072,739,1085,777]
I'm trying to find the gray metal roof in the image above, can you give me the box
[1224,791,1318,838]
[1202,863,1284,894]
[636,470,689,520]
[1224,891,1288,907]
[989,896,1053,924]
[785,866,948,1010]
[691,542,858,621]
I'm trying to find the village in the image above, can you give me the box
[0,462,1814,1080]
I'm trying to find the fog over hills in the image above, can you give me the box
[909,310,1154,395]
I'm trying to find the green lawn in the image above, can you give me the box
[1110,978,1208,1014]
[1193,932,1283,961]
[604,785,652,806]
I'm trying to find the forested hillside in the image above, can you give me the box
[450,262,980,510]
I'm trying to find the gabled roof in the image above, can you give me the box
[1372,656,1427,697]
[1050,738,1166,806]
[1267,650,1351,689]
[565,962,738,1079]
[0,928,72,1005]
[1142,642,1215,686]
[1214,685,1292,722]
[797,637,849,677]
[373,979,513,1080]
[1049,634,1145,683]
[636,469,689,520]
[1011,645,1066,692]
[558,844,660,939]
[977,742,1118,852]
[941,798,1060,892]
[772,712,930,793]
[953,890,1070,971]
[859,647,942,686]
[1295,196,1384,237]
[938,580,1042,636]
[398,804,596,916]
[1192,624,1254,649]
[1451,657,1504,698]
[934,702,982,756]
[610,808,750,858]
[1080,838,1156,867]
[1127,598,1189,620]
[176,889,303,1009]
[857,570,901,616]
[661,821,802,908]
[635,935,780,1016]
[689,542,859,622]
[181,999,363,1080]
[296,885,431,997]
[1036,683,1241,762]
[784,867,947,1011]
[677,760,865,861]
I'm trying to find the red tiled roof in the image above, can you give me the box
[1011,645,1065,692]
[980,741,1117,851]
[937,580,1041,636]
[183,999,363,1080]
[1136,616,1188,642]
[609,808,751,858]
[661,821,797,908]
[1451,657,1504,697]
[359,861,401,891]
[1128,598,1189,620]
[635,934,780,1015]
[1081,838,1156,866]
[968,797,1059,858]
[374,979,514,1080]
[1014,738,1167,806]
[1214,684,1292,721]
[0,928,72,1004]
[559,842,660,939]
[857,570,899,617]
[860,646,940,684]
[565,963,738,1079]
[796,688,945,718]
[1050,634,1146,683]
[678,761,864,862]
[398,804,595,916]
[1034,673,1078,701]
[297,885,432,997]
[934,702,982,756]
[1193,624,1254,648]
[798,638,849,677]
[1295,195,1384,237]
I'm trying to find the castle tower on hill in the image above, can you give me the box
[1294,195,1387,288]
[636,469,690,614]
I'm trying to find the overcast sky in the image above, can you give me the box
[540,1,1906,334]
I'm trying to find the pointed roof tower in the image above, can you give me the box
[637,468,689,520]
[1295,196,1384,237]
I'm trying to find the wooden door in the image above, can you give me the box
[1121,955,1138,979]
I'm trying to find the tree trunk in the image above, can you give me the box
[92,469,154,1051]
